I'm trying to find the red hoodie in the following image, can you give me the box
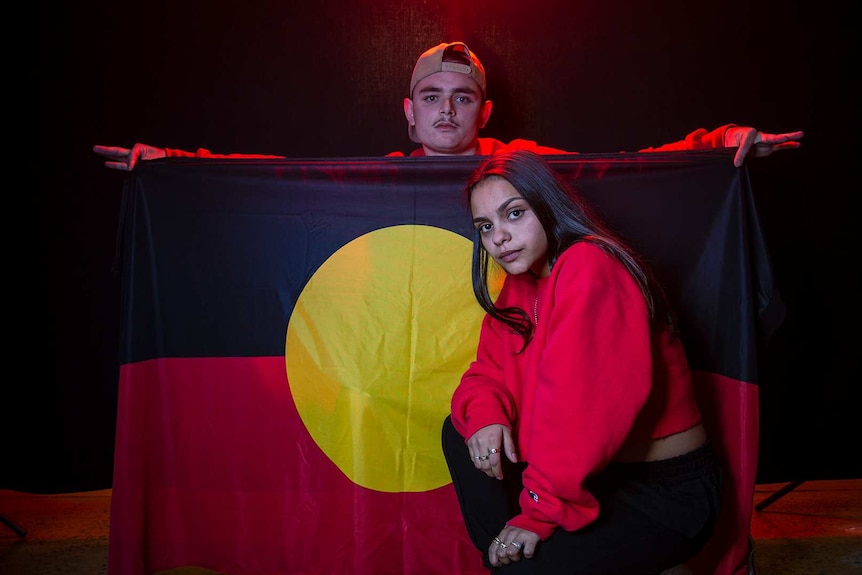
[451,242,702,540]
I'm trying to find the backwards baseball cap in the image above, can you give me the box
[409,42,487,97]
[408,42,487,143]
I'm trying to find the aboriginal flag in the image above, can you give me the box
[110,149,780,575]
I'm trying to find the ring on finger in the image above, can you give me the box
[493,536,503,546]
[478,454,489,461]
[488,448,499,454]
[511,541,524,550]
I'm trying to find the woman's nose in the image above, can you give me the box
[492,226,509,245]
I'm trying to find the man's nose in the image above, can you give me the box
[440,97,454,115]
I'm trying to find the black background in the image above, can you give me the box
[25,0,857,492]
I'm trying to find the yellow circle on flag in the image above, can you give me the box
[285,225,491,493]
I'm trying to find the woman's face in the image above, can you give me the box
[470,177,550,278]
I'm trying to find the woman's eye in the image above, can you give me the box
[509,209,523,220]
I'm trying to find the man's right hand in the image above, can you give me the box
[93,143,166,171]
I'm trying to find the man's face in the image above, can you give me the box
[404,72,492,156]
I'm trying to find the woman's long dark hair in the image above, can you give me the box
[465,150,677,351]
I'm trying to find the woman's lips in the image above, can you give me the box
[499,249,520,263]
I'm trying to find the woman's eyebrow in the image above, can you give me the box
[472,197,523,224]
[497,197,523,213]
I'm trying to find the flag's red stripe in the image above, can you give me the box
[109,357,487,575]
[689,370,760,575]
[109,359,757,575]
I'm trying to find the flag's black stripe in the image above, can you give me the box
[118,149,779,385]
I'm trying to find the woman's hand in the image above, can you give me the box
[488,525,540,567]
[467,424,517,480]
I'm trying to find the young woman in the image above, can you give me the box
[443,150,722,574]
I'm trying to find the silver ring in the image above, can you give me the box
[493,536,503,545]
[488,448,499,454]
[511,541,524,550]
[474,455,481,460]
[478,454,489,461]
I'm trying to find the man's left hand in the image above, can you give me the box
[725,127,804,167]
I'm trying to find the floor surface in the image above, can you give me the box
[1,479,860,574]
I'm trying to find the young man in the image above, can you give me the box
[93,41,803,170]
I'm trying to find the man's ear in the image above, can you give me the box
[479,100,493,129]
[404,98,415,126]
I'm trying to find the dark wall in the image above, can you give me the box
[26,0,857,492]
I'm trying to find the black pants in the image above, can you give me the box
[442,416,722,575]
